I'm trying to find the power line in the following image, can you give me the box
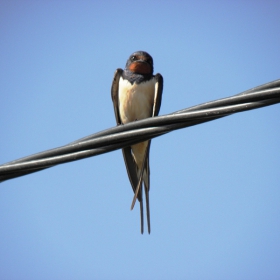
[1,79,280,183]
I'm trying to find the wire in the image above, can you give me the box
[1,79,280,183]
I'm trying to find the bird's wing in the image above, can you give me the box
[111,68,140,192]
[143,73,164,233]
[111,68,144,232]
[111,68,123,125]
[152,73,164,117]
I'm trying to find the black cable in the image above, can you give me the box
[1,79,279,183]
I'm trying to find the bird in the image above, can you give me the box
[111,51,163,234]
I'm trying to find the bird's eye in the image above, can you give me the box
[131,56,136,61]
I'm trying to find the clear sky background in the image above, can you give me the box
[1,1,280,279]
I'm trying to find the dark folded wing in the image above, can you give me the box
[111,68,141,198]
[111,68,123,125]
[153,73,164,117]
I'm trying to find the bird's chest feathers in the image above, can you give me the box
[118,77,155,124]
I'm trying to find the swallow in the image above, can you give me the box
[111,51,163,234]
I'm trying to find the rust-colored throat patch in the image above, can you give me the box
[129,61,152,75]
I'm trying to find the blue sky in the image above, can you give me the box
[1,1,280,279]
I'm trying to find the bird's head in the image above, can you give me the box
[125,51,154,75]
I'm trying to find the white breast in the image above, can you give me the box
[118,76,156,124]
